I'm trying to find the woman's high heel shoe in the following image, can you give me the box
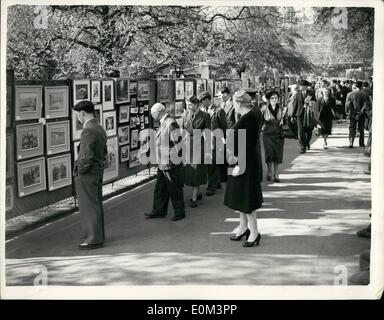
[230,229,250,241]
[243,232,261,247]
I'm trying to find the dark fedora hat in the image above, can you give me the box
[73,100,95,113]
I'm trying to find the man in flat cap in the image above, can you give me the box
[145,103,185,221]
[291,79,317,153]
[199,91,228,196]
[73,100,107,250]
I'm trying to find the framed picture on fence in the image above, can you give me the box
[71,111,83,141]
[103,111,117,137]
[44,86,69,119]
[47,154,72,191]
[221,80,228,89]
[129,150,140,168]
[175,80,185,100]
[214,81,221,97]
[158,80,169,101]
[103,137,119,183]
[6,133,14,179]
[102,80,114,110]
[115,78,130,104]
[16,122,44,160]
[185,81,194,98]
[91,80,101,104]
[137,81,149,101]
[6,185,14,211]
[94,104,103,125]
[120,145,130,163]
[196,79,206,96]
[17,157,46,197]
[15,86,43,121]
[129,81,137,96]
[119,105,130,123]
[73,80,90,106]
[46,121,70,155]
[73,141,80,162]
[130,129,139,149]
[207,80,214,97]
[118,125,130,146]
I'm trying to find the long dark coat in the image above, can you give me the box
[317,96,336,135]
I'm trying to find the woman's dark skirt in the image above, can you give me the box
[262,122,284,164]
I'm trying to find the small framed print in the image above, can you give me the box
[16,123,44,160]
[103,137,119,183]
[6,185,14,211]
[130,129,139,149]
[103,111,117,137]
[102,80,114,110]
[44,86,69,119]
[214,81,221,97]
[158,80,169,102]
[120,145,130,163]
[207,80,214,97]
[140,123,145,130]
[131,97,137,106]
[175,80,185,100]
[130,115,139,129]
[17,157,47,197]
[221,80,228,89]
[137,81,149,101]
[228,81,234,94]
[131,107,138,114]
[196,79,207,96]
[115,78,130,104]
[71,111,83,141]
[119,105,130,123]
[118,125,130,146]
[144,116,149,124]
[73,141,80,162]
[185,81,194,98]
[73,80,90,106]
[94,104,103,125]
[129,150,140,168]
[140,115,144,123]
[130,81,137,96]
[15,86,43,121]
[143,104,149,112]
[46,121,70,155]
[6,133,14,179]
[91,80,101,104]
[175,101,185,117]
[139,107,144,114]
[47,154,72,191]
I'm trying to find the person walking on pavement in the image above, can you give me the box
[316,88,336,149]
[291,79,317,153]
[73,100,107,250]
[224,90,263,248]
[261,90,286,182]
[145,103,186,221]
[198,91,228,197]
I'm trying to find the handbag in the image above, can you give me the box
[280,121,296,139]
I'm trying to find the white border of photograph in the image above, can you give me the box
[185,81,194,98]
[47,154,72,191]
[94,104,103,125]
[73,79,90,106]
[17,157,47,197]
[118,125,130,146]
[214,81,221,97]
[102,80,115,110]
[91,80,101,104]
[120,145,130,163]
[73,141,80,162]
[103,136,119,183]
[71,111,83,141]
[196,79,207,95]
[46,120,70,155]
[103,111,117,137]
[44,86,69,119]
[129,150,140,168]
[5,185,14,211]
[115,78,130,104]
[175,80,185,100]
[207,79,214,97]
[15,85,43,121]
[119,105,130,124]
[16,122,44,160]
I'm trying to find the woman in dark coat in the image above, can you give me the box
[316,88,336,149]
[224,90,263,247]
[181,95,211,207]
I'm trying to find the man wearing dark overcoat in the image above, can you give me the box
[73,100,107,250]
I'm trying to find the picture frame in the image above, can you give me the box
[102,80,114,110]
[233,80,242,92]
[140,123,145,130]
[221,80,228,89]
[6,185,14,211]
[207,80,214,97]
[129,150,140,168]
[103,111,117,137]
[144,116,149,124]
[94,104,103,125]
[91,80,101,104]
[17,157,47,197]
[46,121,70,155]
[175,80,185,100]
[119,105,130,123]
[47,154,72,191]
[175,101,185,117]
[131,97,137,106]
[15,86,43,121]
[139,107,144,114]
[73,80,90,106]
[44,86,69,119]
[143,104,149,112]
[158,80,169,102]
[130,115,139,129]
[214,81,221,97]
[120,145,130,163]
[103,137,119,183]
[129,81,137,96]
[196,79,207,96]
[115,78,130,104]
[16,123,44,160]
[73,141,80,162]
[118,125,130,146]
[6,133,14,179]
[71,111,83,141]
[185,81,194,98]
[137,81,149,101]
[130,129,139,149]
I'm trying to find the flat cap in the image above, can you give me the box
[233,90,252,103]
[186,95,199,104]
[197,91,211,101]
[73,100,95,113]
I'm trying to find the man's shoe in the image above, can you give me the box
[360,144,366,147]
[206,190,215,196]
[78,242,104,250]
[348,145,353,148]
[145,212,166,219]
[307,145,310,150]
[171,215,185,221]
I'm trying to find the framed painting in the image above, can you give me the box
[115,78,130,104]
[73,141,80,162]
[144,116,149,124]
[103,137,119,183]
[175,80,185,100]
[130,129,139,149]
[44,86,69,119]
[196,79,207,96]
[158,80,169,102]
[233,80,242,92]
[175,101,185,117]
[129,81,137,96]
[137,81,149,101]
[207,80,214,97]
[214,81,221,97]
[119,105,130,124]
[6,133,14,179]
[71,111,83,141]
[143,104,149,112]
[47,154,72,191]
[130,115,139,129]
[94,104,103,125]
[16,123,44,160]
[17,157,46,197]
[139,107,144,114]
[15,86,43,121]
[185,81,194,98]
[103,111,117,137]
[130,106,138,114]
[46,121,70,155]
[73,80,90,106]
[6,185,14,211]
[131,97,137,106]
[91,80,101,104]
[120,145,130,163]
[102,80,114,110]
[118,125,130,146]
[221,80,228,89]
[129,150,140,168]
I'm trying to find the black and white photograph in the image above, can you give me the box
[2,1,383,301]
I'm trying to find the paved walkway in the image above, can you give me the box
[5,122,371,286]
